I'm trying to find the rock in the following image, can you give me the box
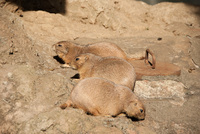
[149,2,200,27]
[135,80,186,99]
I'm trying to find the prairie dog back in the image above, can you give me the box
[71,53,136,90]
[61,77,145,119]
[53,41,144,67]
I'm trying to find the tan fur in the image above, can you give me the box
[53,41,144,66]
[60,77,145,120]
[71,53,136,90]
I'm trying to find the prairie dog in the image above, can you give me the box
[71,53,136,90]
[60,77,145,120]
[53,41,144,66]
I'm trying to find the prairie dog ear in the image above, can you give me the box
[84,55,89,61]
[63,48,68,54]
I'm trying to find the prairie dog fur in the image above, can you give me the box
[71,53,136,90]
[53,41,144,66]
[60,77,145,120]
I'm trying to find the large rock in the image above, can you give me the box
[2,0,197,44]
[0,0,200,133]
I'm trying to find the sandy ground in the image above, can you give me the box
[0,0,200,133]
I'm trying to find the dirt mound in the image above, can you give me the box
[0,0,200,133]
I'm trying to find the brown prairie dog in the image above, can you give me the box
[60,77,145,120]
[70,53,136,90]
[53,41,144,67]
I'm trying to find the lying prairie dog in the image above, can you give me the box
[60,77,145,120]
[53,41,144,67]
[71,53,136,90]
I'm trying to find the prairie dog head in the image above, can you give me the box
[71,54,90,69]
[125,99,145,120]
[53,41,74,56]
[53,41,78,64]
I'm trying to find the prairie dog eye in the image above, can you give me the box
[76,58,80,61]
[134,103,137,106]
[140,109,143,113]
[58,44,62,47]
